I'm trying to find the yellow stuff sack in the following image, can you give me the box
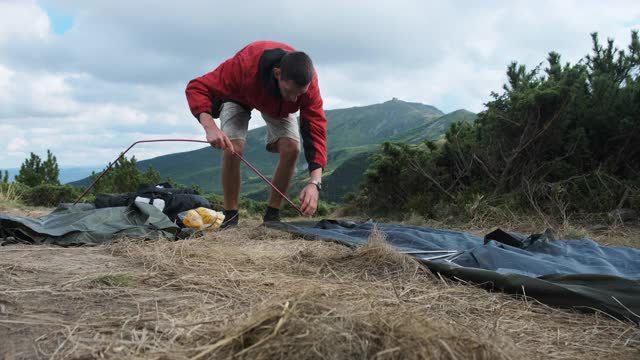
[180,208,225,231]
[182,209,204,230]
[196,207,225,230]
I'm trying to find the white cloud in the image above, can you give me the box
[0,1,50,47]
[7,137,28,152]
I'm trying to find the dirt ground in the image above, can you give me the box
[1,208,639,359]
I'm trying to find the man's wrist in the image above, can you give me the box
[199,113,217,130]
[308,179,322,191]
[309,167,322,182]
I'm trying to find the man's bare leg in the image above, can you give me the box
[222,139,245,210]
[268,138,300,209]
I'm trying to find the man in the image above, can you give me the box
[185,41,327,228]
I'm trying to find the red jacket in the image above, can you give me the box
[185,40,328,172]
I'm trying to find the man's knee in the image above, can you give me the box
[224,140,246,157]
[277,138,300,160]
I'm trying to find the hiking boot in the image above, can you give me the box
[221,210,239,229]
[262,206,281,223]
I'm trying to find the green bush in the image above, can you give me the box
[204,193,225,211]
[280,201,302,218]
[204,194,265,216]
[316,201,336,217]
[24,184,85,207]
[90,155,162,194]
[281,199,336,218]
[241,197,265,215]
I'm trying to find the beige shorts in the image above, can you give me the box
[219,102,300,153]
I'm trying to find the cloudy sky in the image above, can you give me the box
[0,0,638,169]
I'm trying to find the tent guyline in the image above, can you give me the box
[73,139,304,215]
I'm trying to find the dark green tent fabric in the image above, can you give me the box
[425,261,640,321]
[0,203,179,246]
[266,220,640,322]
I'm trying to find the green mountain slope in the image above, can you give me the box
[390,109,477,143]
[326,98,443,149]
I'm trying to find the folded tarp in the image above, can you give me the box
[0,203,179,246]
[266,220,640,322]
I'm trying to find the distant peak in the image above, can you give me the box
[451,108,474,114]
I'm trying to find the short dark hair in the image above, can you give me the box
[279,51,314,86]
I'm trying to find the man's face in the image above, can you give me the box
[274,68,310,102]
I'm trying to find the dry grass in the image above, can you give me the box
[0,183,22,204]
[1,221,638,359]
[0,183,25,212]
[587,224,640,248]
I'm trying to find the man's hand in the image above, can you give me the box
[206,127,234,151]
[299,184,319,216]
[200,113,234,151]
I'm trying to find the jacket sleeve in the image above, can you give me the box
[185,58,240,120]
[299,76,328,172]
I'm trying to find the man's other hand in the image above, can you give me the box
[299,184,319,216]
